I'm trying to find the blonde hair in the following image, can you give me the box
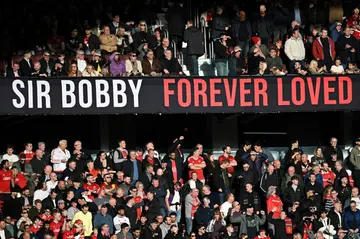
[138,20,148,33]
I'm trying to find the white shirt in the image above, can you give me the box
[0,229,5,239]
[169,191,181,211]
[77,59,87,72]
[3,154,19,163]
[46,180,58,192]
[51,147,71,172]
[220,201,232,218]
[330,65,344,74]
[33,189,49,205]
[113,215,130,233]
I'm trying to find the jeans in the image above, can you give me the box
[160,208,166,217]
[189,55,199,76]
[215,60,228,76]
[186,217,193,234]
[238,41,249,57]
[168,210,181,224]
[218,188,230,204]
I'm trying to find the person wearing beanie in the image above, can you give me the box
[250,36,269,57]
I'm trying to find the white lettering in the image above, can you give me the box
[28,80,33,108]
[12,80,25,108]
[79,80,92,108]
[128,79,142,107]
[95,80,110,107]
[112,80,127,107]
[61,80,76,108]
[36,81,51,108]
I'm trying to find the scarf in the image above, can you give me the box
[191,196,199,218]
[285,217,293,235]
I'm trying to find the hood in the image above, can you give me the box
[188,26,199,32]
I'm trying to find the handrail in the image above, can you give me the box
[163,29,169,39]
[171,39,177,58]
[203,25,208,58]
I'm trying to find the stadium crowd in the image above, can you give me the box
[1,136,360,239]
[5,0,360,77]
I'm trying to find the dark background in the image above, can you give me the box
[0,112,356,154]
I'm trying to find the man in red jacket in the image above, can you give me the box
[312,28,336,71]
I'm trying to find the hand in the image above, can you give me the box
[150,71,157,75]
[271,207,277,212]
[346,44,351,49]
[350,229,355,233]
[351,48,356,53]
[179,136,184,140]
[164,69,170,74]
[179,72,183,75]
[225,26,229,31]
[143,44,148,50]
[309,3,314,8]
[218,188,223,192]
[214,204,219,208]
[355,229,359,233]
[145,206,149,211]
[260,210,265,215]
[61,159,67,163]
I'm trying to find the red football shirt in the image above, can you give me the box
[218,155,236,174]
[14,173,27,189]
[19,151,36,163]
[0,169,13,193]
[50,220,63,237]
[188,156,205,180]
[63,229,77,239]
[83,183,100,201]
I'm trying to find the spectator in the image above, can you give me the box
[330,58,345,74]
[211,6,230,39]
[109,52,126,77]
[312,28,336,70]
[142,50,162,76]
[66,29,82,56]
[19,51,34,77]
[329,22,343,43]
[82,25,100,54]
[183,20,204,76]
[161,50,183,76]
[232,11,252,56]
[39,51,55,76]
[82,64,102,77]
[252,5,273,47]
[285,28,306,73]
[228,46,246,76]
[116,27,134,54]
[336,27,359,68]
[100,26,118,54]
[214,34,230,76]
[125,52,143,76]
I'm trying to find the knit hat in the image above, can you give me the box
[252,36,261,45]
[266,186,276,198]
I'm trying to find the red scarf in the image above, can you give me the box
[191,196,199,217]
[303,223,313,239]
[285,217,293,235]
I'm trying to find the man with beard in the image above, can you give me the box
[218,145,238,177]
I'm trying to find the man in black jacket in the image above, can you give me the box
[211,6,230,39]
[267,209,291,239]
[19,51,33,77]
[122,150,142,185]
[39,51,55,76]
[183,20,204,76]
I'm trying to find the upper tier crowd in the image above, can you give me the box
[6,0,360,77]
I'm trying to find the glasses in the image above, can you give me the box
[250,154,256,156]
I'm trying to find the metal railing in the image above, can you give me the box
[171,39,177,57]
[163,29,169,39]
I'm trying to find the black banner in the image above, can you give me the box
[0,76,356,114]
